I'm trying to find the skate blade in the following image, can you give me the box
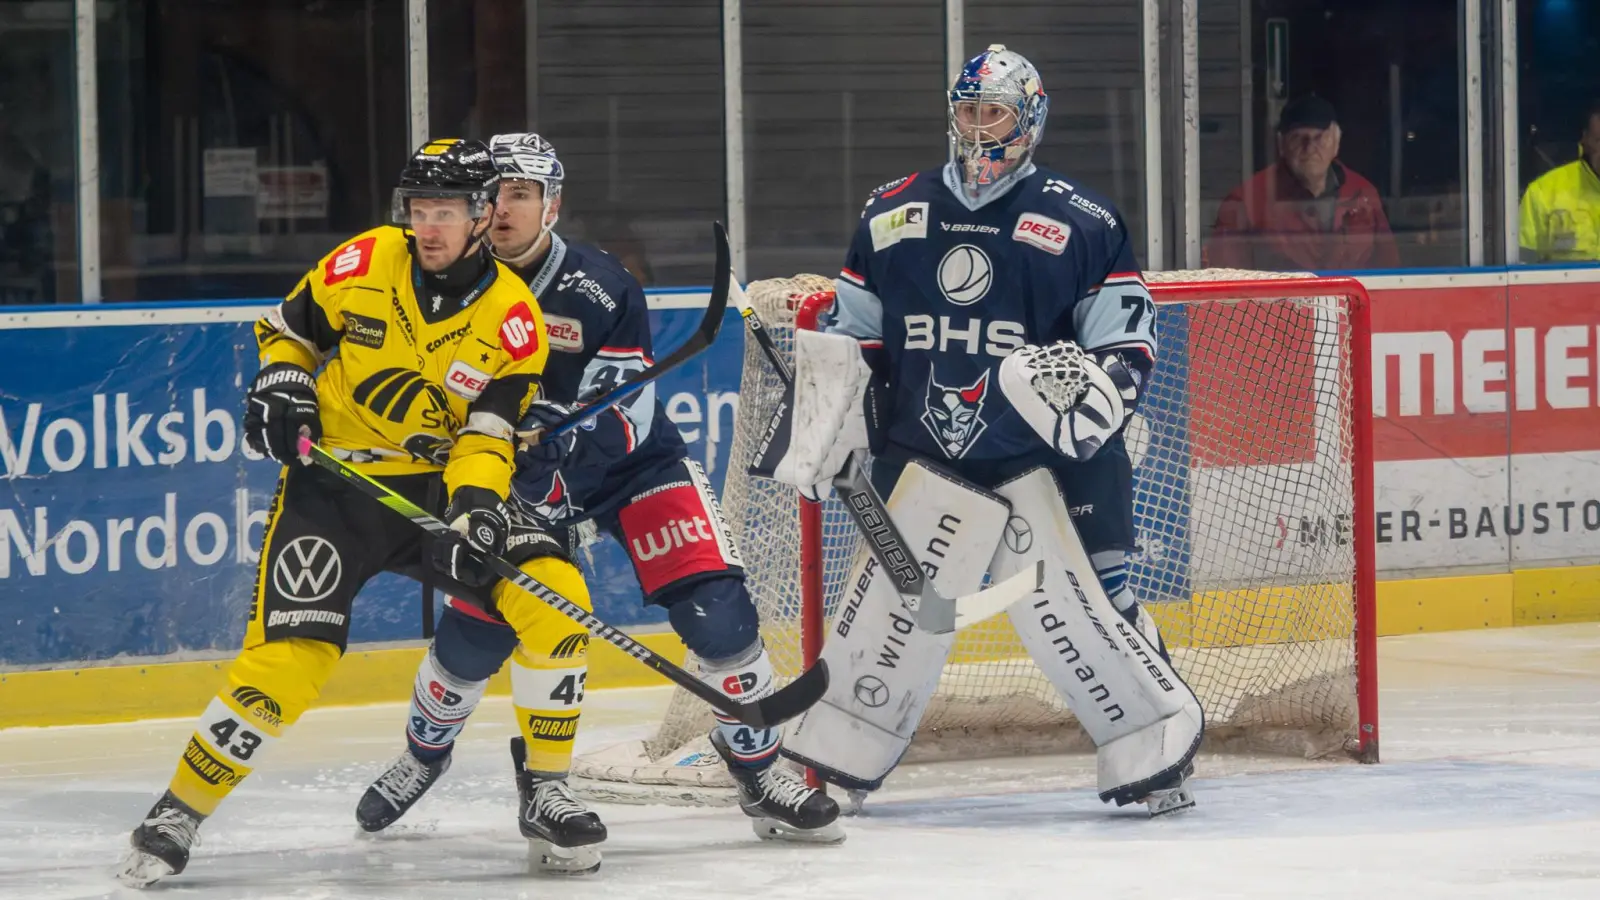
[750,817,847,845]
[115,848,176,889]
[528,839,602,876]
[1145,785,1197,818]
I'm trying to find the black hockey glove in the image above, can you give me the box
[431,485,512,587]
[243,363,321,465]
[515,400,582,465]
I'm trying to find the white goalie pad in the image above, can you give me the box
[758,329,874,496]
[989,467,1204,805]
[783,460,1010,791]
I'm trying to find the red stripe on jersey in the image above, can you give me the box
[1104,271,1148,286]
[858,339,884,348]
[839,268,866,286]
[611,406,637,453]
[879,172,919,199]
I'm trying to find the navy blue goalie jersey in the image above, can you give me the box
[826,163,1157,470]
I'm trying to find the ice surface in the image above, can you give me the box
[2,624,1598,899]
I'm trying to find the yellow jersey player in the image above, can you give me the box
[116,139,600,888]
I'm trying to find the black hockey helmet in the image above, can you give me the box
[391,138,500,224]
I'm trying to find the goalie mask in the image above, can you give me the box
[948,44,1049,203]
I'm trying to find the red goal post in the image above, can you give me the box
[571,270,1377,805]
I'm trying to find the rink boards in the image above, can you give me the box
[4,269,1600,725]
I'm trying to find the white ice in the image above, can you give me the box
[2,624,1599,900]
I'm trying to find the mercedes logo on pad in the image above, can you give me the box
[854,675,890,708]
[1004,515,1034,554]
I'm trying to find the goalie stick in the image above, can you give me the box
[734,297,1043,633]
[298,438,827,729]
[514,221,732,445]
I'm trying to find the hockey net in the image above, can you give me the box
[573,269,1377,804]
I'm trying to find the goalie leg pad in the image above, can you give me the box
[783,460,1010,791]
[988,467,1203,806]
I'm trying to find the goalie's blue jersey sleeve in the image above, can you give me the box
[509,235,688,516]
[826,165,1156,469]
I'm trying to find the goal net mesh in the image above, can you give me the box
[573,269,1367,800]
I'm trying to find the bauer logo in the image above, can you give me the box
[1012,213,1071,255]
[869,202,929,251]
[936,244,992,305]
[271,536,342,602]
[543,314,585,352]
[525,713,580,741]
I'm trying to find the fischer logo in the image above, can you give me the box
[631,515,717,561]
[444,361,491,400]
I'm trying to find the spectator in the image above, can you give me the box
[1519,101,1600,263]
[1205,95,1399,272]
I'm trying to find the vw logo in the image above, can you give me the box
[853,675,890,708]
[937,244,992,306]
[271,536,343,603]
[1003,515,1033,554]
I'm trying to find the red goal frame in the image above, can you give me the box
[794,276,1379,763]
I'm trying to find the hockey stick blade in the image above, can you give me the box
[297,439,826,729]
[953,560,1045,630]
[515,220,733,445]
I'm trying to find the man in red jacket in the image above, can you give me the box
[1205,96,1399,271]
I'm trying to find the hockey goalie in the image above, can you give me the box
[754,44,1204,817]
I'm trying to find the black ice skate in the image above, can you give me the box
[709,730,845,843]
[115,790,205,888]
[356,747,452,832]
[510,737,605,875]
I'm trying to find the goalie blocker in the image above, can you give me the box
[756,329,1201,810]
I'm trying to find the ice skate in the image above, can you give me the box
[710,730,844,843]
[511,737,605,875]
[356,747,452,832]
[115,791,204,888]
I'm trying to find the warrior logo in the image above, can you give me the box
[529,471,582,522]
[920,364,991,459]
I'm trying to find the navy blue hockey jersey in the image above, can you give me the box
[507,234,687,521]
[827,163,1156,470]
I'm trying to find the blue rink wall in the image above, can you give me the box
[0,294,743,668]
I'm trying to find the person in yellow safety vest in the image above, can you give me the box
[1520,102,1600,263]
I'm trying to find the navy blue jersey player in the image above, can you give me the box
[762,46,1203,817]
[356,134,841,870]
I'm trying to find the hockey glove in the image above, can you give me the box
[243,363,321,465]
[998,341,1141,461]
[431,485,512,587]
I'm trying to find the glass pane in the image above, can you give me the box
[1200,0,1464,272]
[0,0,78,304]
[967,0,1147,257]
[431,0,724,287]
[743,0,945,280]
[1515,0,1600,264]
[97,0,409,302]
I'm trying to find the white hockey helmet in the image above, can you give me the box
[488,132,564,251]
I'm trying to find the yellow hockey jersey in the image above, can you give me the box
[255,225,546,499]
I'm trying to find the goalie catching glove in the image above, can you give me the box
[751,329,888,500]
[998,341,1144,461]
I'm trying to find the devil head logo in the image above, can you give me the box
[920,364,990,459]
[527,471,582,523]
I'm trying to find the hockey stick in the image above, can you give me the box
[830,451,1043,634]
[735,306,1044,634]
[298,438,827,729]
[514,221,732,446]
